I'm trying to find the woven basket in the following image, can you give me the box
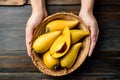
[30,12,90,76]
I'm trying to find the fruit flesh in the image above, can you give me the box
[50,27,71,58]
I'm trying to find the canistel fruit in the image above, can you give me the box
[46,20,79,32]
[32,31,61,53]
[43,51,59,69]
[60,43,82,69]
[70,30,90,44]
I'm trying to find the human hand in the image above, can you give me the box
[79,11,99,57]
[26,10,47,56]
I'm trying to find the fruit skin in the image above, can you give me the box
[43,51,59,69]
[50,27,71,58]
[60,43,82,69]
[46,20,79,32]
[32,31,61,53]
[70,30,90,44]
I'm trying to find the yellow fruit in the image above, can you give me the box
[70,30,90,44]
[60,43,82,69]
[46,20,79,32]
[50,27,71,58]
[32,31,61,53]
[43,51,59,69]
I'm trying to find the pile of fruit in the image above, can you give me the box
[32,19,90,70]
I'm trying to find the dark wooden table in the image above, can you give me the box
[0,0,120,80]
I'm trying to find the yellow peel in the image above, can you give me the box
[70,30,90,44]
[50,27,71,58]
[43,51,59,69]
[32,31,61,53]
[60,43,82,69]
[46,20,79,32]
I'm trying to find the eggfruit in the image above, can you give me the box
[70,30,90,44]
[60,43,82,69]
[32,31,61,53]
[46,20,79,32]
[43,51,59,69]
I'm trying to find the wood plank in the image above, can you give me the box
[27,0,120,5]
[0,73,119,80]
[27,0,81,5]
[0,6,30,50]
[0,51,119,75]
[0,0,26,5]
[0,50,119,78]
[0,0,120,6]
[0,50,38,72]
[0,0,120,5]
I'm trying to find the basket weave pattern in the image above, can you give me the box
[30,12,90,76]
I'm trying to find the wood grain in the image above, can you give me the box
[0,51,119,79]
[0,0,120,5]
[27,0,120,5]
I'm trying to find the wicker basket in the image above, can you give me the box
[30,12,90,76]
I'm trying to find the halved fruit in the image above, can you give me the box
[50,27,71,58]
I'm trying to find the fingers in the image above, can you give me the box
[88,24,99,57]
[88,34,97,57]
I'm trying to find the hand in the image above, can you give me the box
[79,11,99,57]
[26,10,48,56]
